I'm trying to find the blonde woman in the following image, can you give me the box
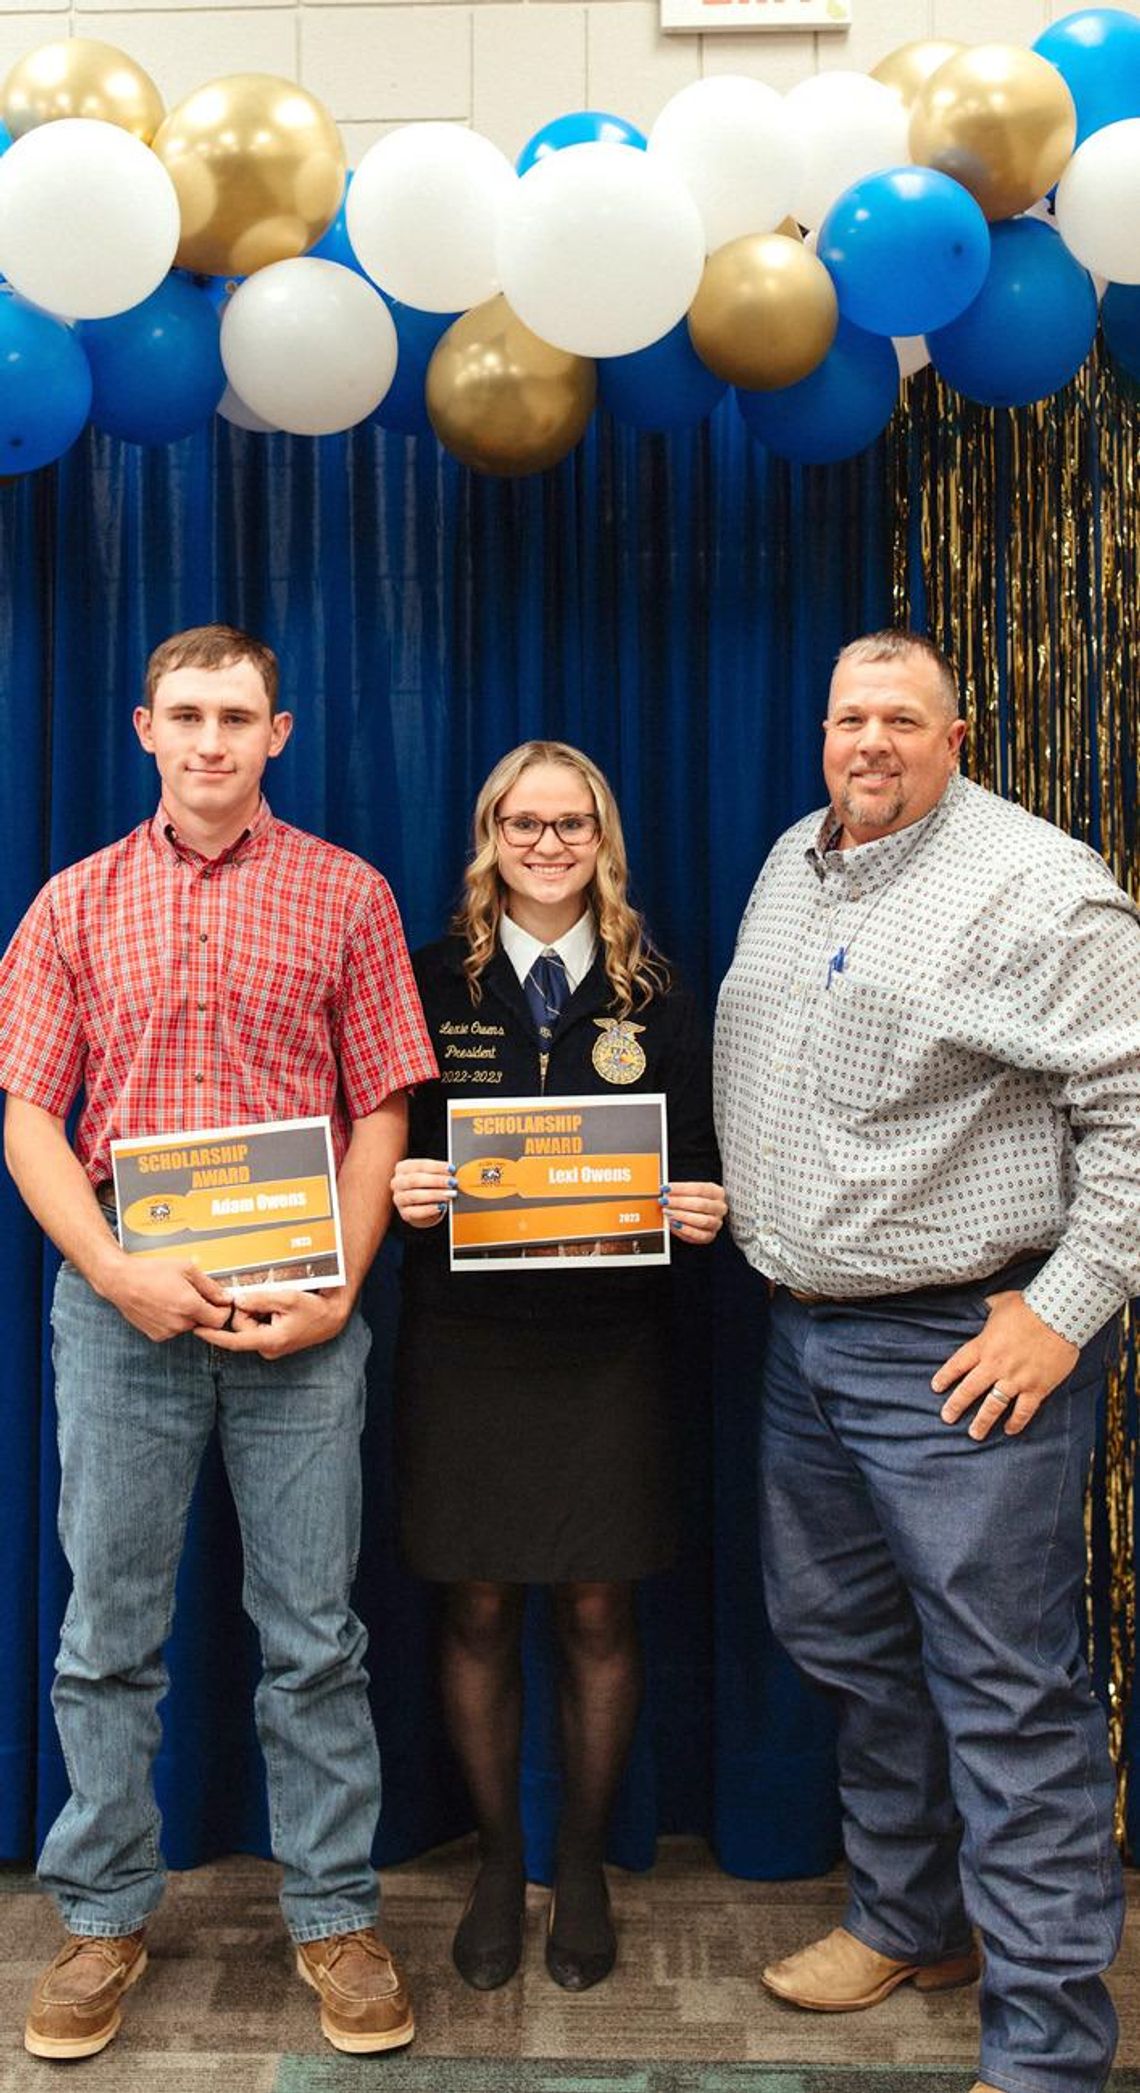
[392,742,725,1996]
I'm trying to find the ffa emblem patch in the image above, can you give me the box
[592,1018,647,1085]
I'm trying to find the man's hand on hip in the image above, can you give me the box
[195,1285,350,1359]
[106,1257,233,1343]
[932,1289,1080,1441]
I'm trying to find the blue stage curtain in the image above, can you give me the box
[1,403,893,1879]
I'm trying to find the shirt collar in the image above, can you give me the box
[150,794,274,867]
[807,773,964,895]
[499,910,597,992]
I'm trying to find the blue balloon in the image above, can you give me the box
[373,296,459,435]
[516,111,646,176]
[599,319,726,431]
[0,289,91,473]
[78,274,225,445]
[307,170,364,271]
[1034,10,1140,147]
[737,317,899,466]
[927,217,1098,409]
[818,167,991,338]
[1101,280,1140,380]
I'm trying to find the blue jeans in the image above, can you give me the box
[760,1278,1123,2093]
[40,1262,381,1943]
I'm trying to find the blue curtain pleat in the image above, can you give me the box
[0,473,52,1858]
[0,397,975,1888]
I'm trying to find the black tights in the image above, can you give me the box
[440,1579,642,1946]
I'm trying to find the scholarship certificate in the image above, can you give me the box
[447,1091,669,1271]
[110,1116,345,1293]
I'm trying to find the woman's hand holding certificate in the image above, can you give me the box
[392,1156,455,1228]
[660,1179,727,1244]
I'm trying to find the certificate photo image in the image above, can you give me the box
[447,1092,669,1271]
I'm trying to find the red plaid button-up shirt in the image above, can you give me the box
[0,800,438,1188]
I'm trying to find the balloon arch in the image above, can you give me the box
[1,10,1140,474]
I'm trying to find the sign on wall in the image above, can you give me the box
[661,0,850,29]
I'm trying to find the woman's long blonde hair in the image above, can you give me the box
[454,741,668,1015]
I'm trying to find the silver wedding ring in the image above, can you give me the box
[989,1383,1012,1409]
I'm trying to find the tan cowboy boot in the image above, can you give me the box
[762,1924,980,2011]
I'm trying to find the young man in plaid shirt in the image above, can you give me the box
[0,625,438,2062]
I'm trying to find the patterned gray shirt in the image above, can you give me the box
[713,773,1140,1347]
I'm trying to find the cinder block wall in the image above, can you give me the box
[0,0,1130,166]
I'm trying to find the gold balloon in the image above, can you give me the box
[872,40,965,109]
[688,235,838,392]
[151,75,345,277]
[427,297,596,477]
[1,39,164,143]
[909,44,1077,222]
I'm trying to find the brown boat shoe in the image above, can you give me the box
[296,1928,415,2053]
[25,1930,148,2058]
[762,1924,981,2011]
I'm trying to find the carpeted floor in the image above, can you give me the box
[1,1838,1138,2093]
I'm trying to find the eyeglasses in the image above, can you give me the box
[495,814,601,847]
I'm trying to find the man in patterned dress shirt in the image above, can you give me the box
[714,630,1140,2093]
[0,625,438,2063]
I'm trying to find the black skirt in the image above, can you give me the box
[395,1306,675,1583]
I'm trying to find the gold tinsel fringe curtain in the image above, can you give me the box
[885,342,1139,1851]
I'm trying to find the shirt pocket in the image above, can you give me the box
[220,948,333,1065]
[810,974,989,1119]
[808,976,905,1113]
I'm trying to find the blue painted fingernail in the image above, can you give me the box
[669,1219,683,1232]
[437,1202,448,1215]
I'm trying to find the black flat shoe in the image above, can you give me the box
[545,1874,616,1992]
[452,1865,526,1990]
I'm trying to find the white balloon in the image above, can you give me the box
[648,76,804,251]
[346,124,517,312]
[221,259,398,435]
[784,73,911,231]
[894,334,930,379]
[217,384,278,433]
[0,118,179,320]
[496,143,705,358]
[1055,120,1140,285]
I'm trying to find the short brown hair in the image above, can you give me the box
[834,630,960,719]
[144,624,280,716]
